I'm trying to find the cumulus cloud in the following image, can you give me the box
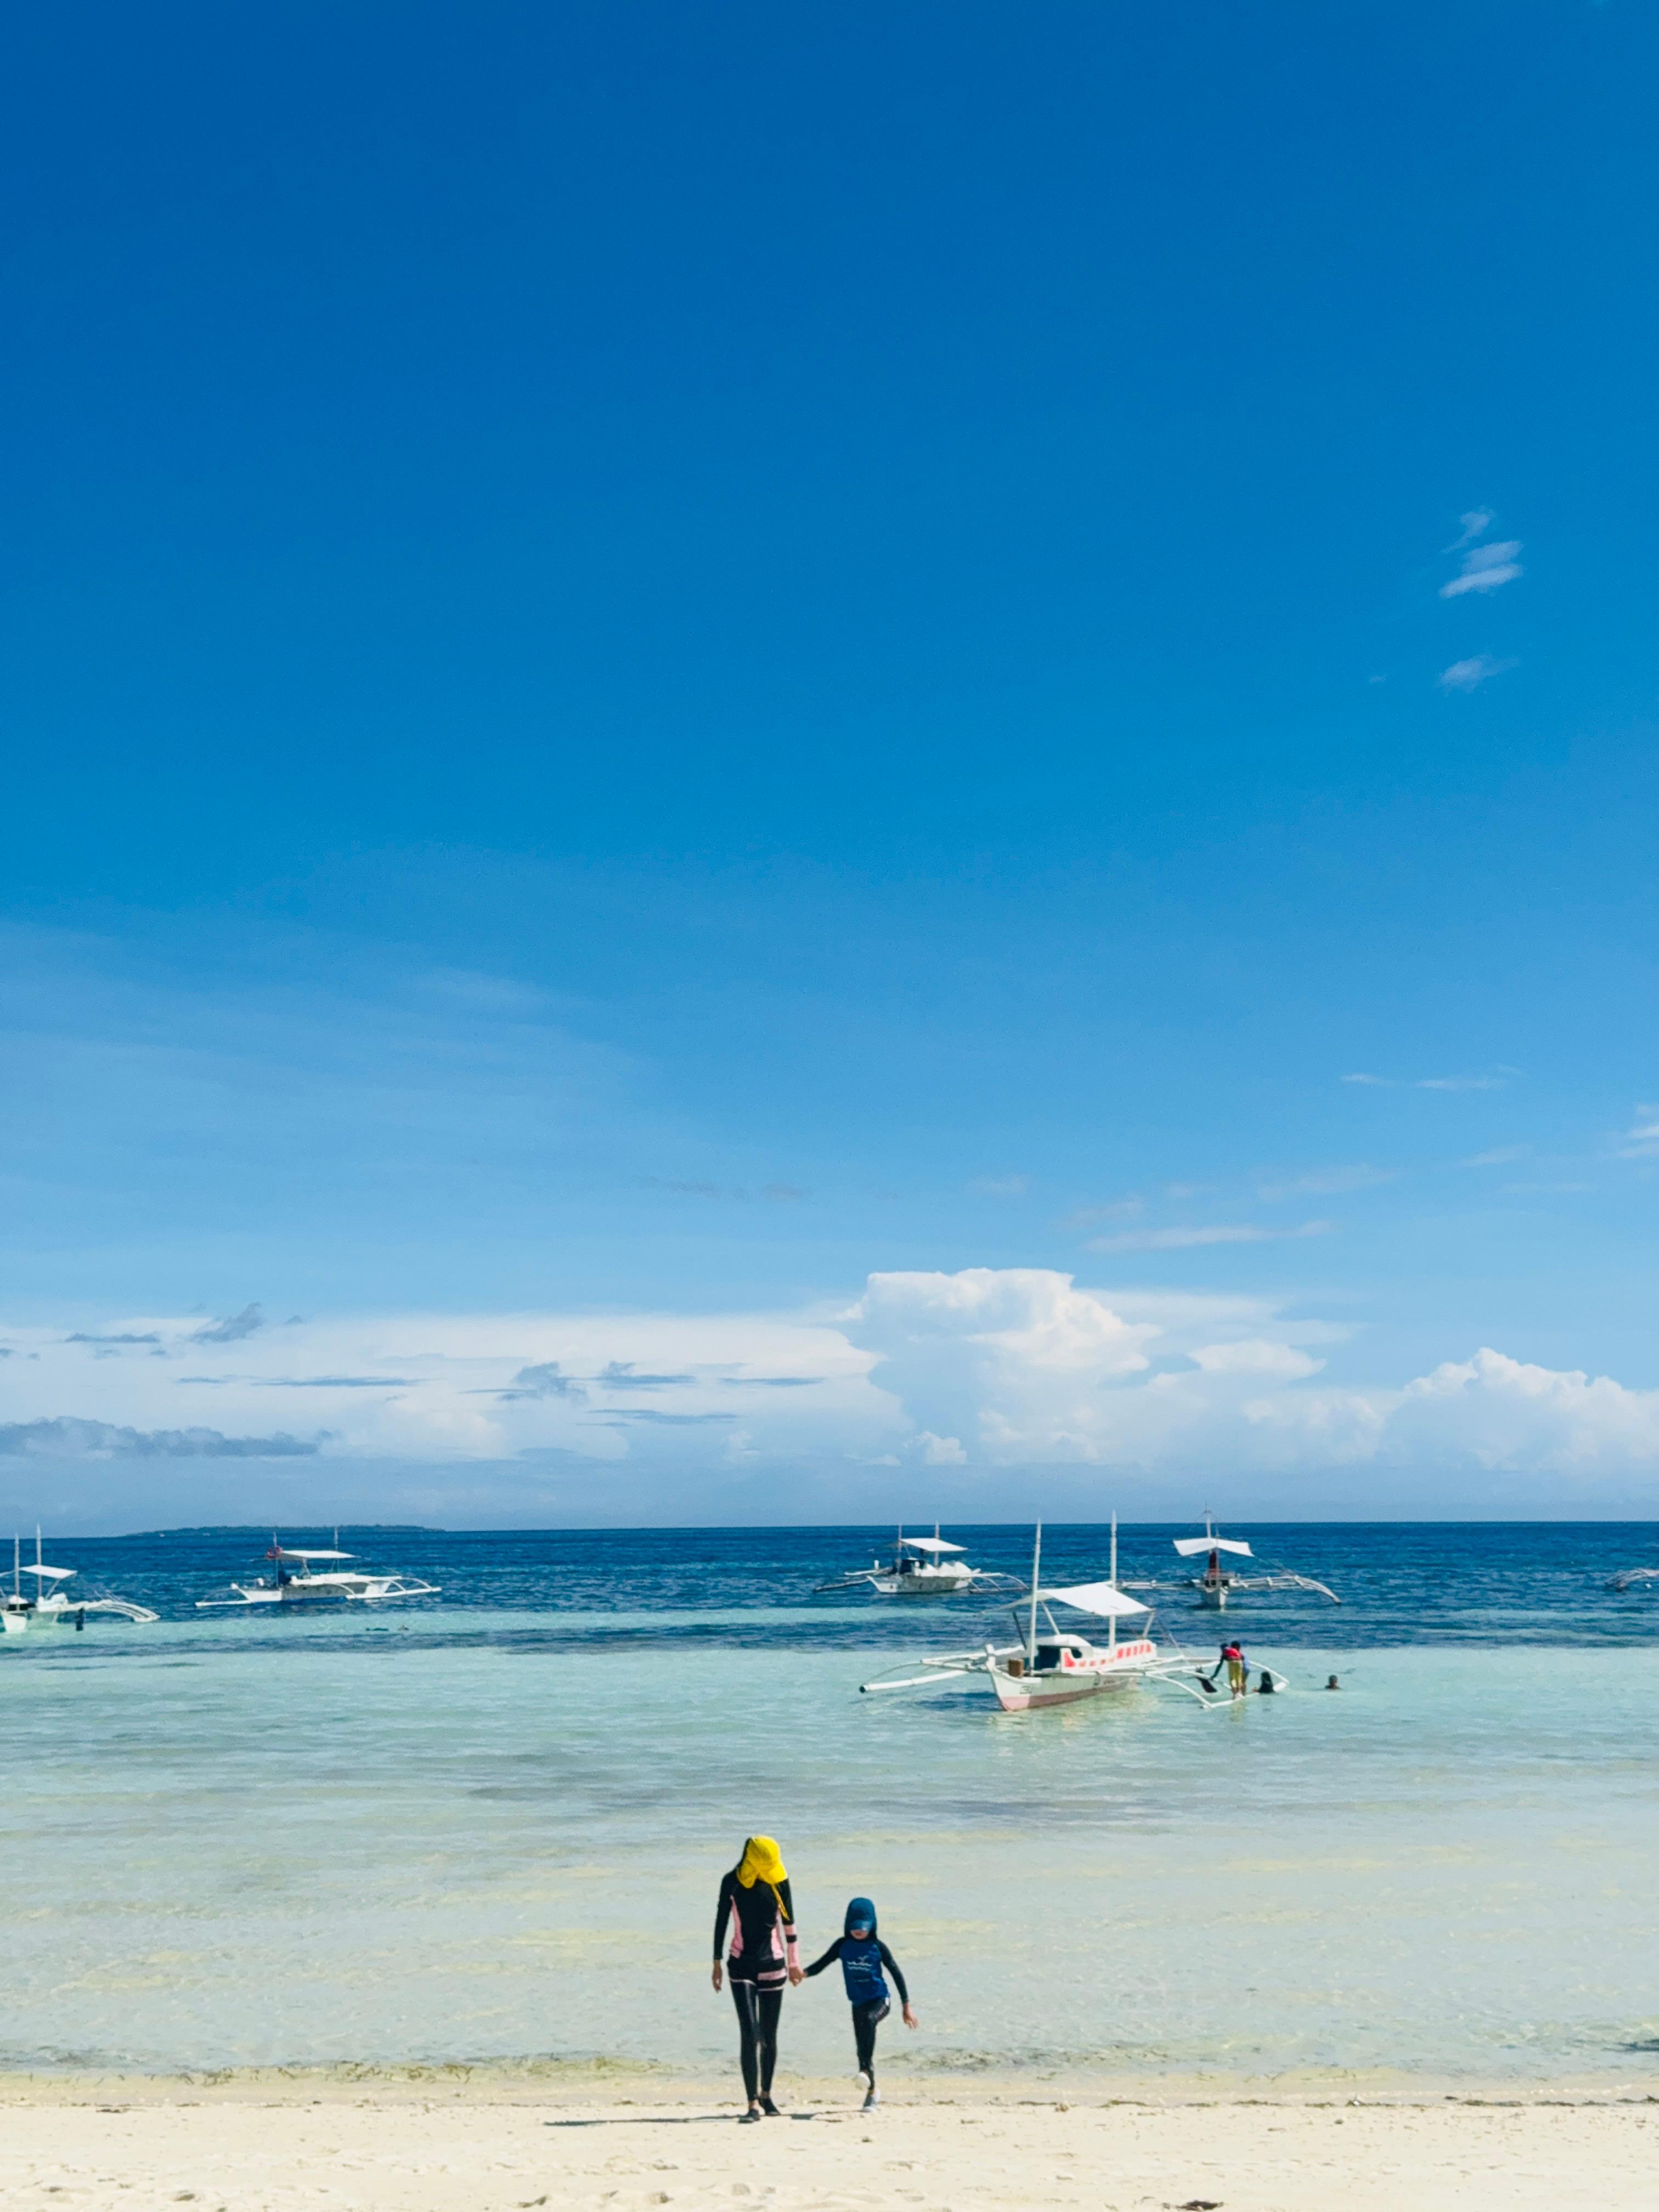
[913,1430,968,1464]
[0,1417,318,1459]
[9,1282,1659,1504]
[1440,540,1522,597]
[844,1269,1159,1465]
[1252,1348,1659,1474]
[65,1331,160,1346]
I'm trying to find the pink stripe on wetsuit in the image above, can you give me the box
[714,1869,799,1987]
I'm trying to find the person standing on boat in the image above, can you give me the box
[804,1895,916,2112]
[712,1835,802,2122]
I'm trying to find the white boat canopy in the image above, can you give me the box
[274,1548,354,1561]
[21,1563,75,1580]
[1172,1536,1254,1558]
[1037,1581,1150,1617]
[900,1536,966,1554]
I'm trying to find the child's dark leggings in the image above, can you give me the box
[853,1996,891,2081]
[730,1978,783,2100]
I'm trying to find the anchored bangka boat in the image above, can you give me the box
[1121,1512,1340,1611]
[814,1527,1022,1599]
[859,1523,1209,1709]
[1,1530,159,1633]
[196,1537,440,1609]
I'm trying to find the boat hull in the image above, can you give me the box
[987,1638,1159,1711]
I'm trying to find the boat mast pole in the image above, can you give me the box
[1109,1510,1118,1648]
[1027,1523,1042,1665]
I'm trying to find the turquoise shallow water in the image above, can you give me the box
[3,1602,1657,2084]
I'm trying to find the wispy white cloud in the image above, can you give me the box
[1617,1105,1659,1159]
[970,1174,1030,1198]
[1342,1071,1510,1092]
[1257,1163,1388,1201]
[1446,510,1494,551]
[0,1415,317,1458]
[1463,1144,1530,1168]
[1438,653,1517,692]
[1188,1339,1324,1379]
[1440,540,1522,597]
[1065,1197,1143,1227]
[1087,1220,1333,1253]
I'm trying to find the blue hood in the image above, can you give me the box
[844,1896,877,1937]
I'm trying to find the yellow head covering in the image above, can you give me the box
[736,1835,787,1889]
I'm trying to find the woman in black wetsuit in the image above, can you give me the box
[711,1835,801,2121]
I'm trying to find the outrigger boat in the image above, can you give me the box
[814,1526,1021,1600]
[1,1529,159,1634]
[1606,1565,1659,1593]
[1121,1512,1339,1611]
[859,1523,1209,1710]
[196,1536,439,1610]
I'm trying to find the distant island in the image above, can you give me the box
[119,1524,443,1538]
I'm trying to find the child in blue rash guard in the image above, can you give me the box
[804,1897,917,2111]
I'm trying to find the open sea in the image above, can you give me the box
[3,1521,1658,2089]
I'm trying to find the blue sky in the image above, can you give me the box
[3,3,1658,1528]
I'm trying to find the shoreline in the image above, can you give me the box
[1,2059,1655,2105]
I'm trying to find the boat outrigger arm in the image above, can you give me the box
[814,1530,1022,1598]
[857,1583,1215,1706]
[1117,1517,1340,1606]
[19,1564,161,1623]
[196,1542,439,1607]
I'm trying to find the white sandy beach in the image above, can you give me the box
[1,2079,1655,2212]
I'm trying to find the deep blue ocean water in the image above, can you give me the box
[32,1519,1659,1649]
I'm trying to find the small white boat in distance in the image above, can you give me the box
[196,1538,439,1609]
[1606,1565,1659,1592]
[1141,1512,1339,1610]
[815,1527,1020,1599]
[860,1523,1207,1710]
[1,1530,159,1633]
